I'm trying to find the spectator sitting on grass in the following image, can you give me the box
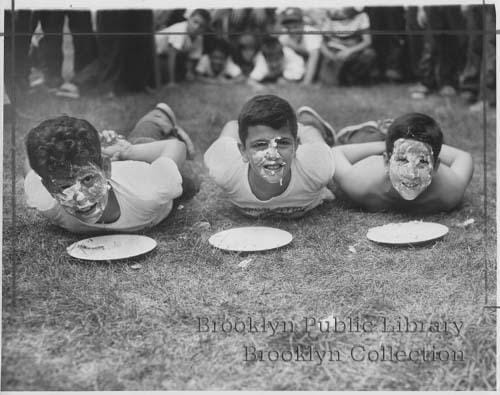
[248,36,305,86]
[331,113,474,213]
[156,9,211,85]
[319,7,376,85]
[233,33,259,76]
[204,94,336,218]
[24,103,196,233]
[279,7,322,85]
[195,38,244,83]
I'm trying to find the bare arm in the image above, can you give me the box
[333,141,385,164]
[437,144,474,187]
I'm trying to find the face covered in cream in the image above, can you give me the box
[240,124,296,185]
[387,138,435,200]
[46,163,111,223]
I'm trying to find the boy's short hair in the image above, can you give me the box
[238,95,297,145]
[386,113,443,163]
[26,115,102,179]
[190,9,211,25]
[260,35,284,60]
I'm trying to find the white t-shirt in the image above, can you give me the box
[279,25,322,55]
[204,127,335,217]
[195,55,242,78]
[24,158,183,234]
[155,21,203,60]
[249,46,305,82]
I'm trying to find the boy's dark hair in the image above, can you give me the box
[26,116,102,180]
[190,9,211,25]
[238,95,297,145]
[209,38,231,57]
[386,113,443,163]
[260,35,283,60]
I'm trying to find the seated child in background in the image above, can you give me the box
[249,36,305,84]
[156,9,211,84]
[195,38,243,83]
[319,7,376,85]
[24,103,196,233]
[279,8,322,85]
[204,94,336,218]
[233,33,259,76]
[332,113,474,213]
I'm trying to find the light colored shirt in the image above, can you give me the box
[204,126,335,217]
[155,21,203,60]
[279,25,322,55]
[24,158,183,233]
[195,55,242,78]
[249,46,305,82]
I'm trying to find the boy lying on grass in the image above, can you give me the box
[204,94,336,218]
[332,113,474,213]
[24,103,196,233]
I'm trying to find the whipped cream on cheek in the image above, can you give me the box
[389,139,434,200]
[251,138,287,185]
[54,166,110,223]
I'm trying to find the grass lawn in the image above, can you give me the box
[2,81,497,390]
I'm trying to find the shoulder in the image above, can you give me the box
[296,142,335,183]
[204,137,243,187]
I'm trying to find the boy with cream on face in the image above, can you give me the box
[332,113,474,213]
[24,103,195,233]
[204,94,336,218]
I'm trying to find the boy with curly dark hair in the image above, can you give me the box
[24,103,195,233]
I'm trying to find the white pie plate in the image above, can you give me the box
[67,234,157,261]
[367,221,449,245]
[208,226,293,252]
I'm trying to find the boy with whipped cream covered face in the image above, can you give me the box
[204,94,336,218]
[332,113,474,213]
[24,103,195,233]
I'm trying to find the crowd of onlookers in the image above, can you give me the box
[4,6,496,111]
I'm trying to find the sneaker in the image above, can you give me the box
[297,106,336,146]
[469,100,488,113]
[55,82,80,99]
[156,103,196,159]
[411,91,427,100]
[439,85,457,97]
[385,69,403,82]
[409,83,429,94]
